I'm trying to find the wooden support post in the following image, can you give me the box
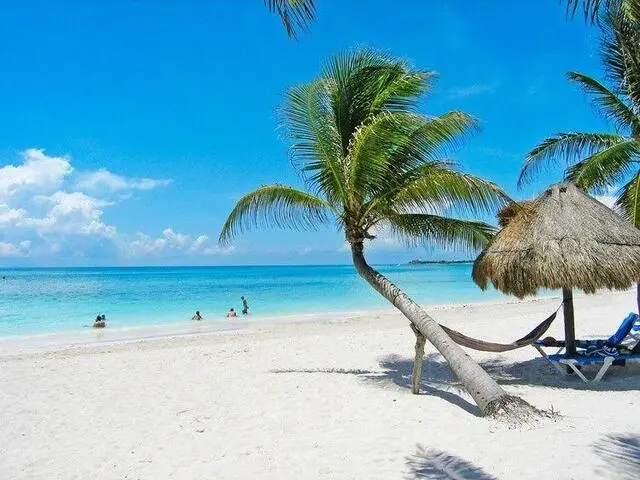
[562,288,576,356]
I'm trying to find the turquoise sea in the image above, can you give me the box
[0,264,507,337]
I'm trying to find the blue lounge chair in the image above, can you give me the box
[546,352,640,382]
[534,312,640,382]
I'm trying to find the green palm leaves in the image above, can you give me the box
[219,185,330,245]
[264,0,315,38]
[565,0,638,22]
[522,5,640,227]
[220,49,507,252]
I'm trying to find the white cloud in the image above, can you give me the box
[0,149,72,197]
[77,168,171,192]
[0,240,30,257]
[447,81,499,100]
[126,230,234,257]
[162,228,188,246]
[190,234,209,253]
[0,148,233,262]
[19,191,116,237]
[0,204,26,225]
[202,245,235,256]
[125,229,191,256]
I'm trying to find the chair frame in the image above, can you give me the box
[534,344,640,382]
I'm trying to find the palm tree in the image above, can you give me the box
[263,1,637,38]
[565,0,637,22]
[263,1,634,39]
[264,0,315,38]
[219,49,542,419]
[520,5,640,310]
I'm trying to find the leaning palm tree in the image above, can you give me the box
[520,5,640,309]
[219,49,542,419]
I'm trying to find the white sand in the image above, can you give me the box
[1,291,640,479]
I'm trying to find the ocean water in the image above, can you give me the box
[0,264,508,337]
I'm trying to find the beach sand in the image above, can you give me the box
[1,291,639,479]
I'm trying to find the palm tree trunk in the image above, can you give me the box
[350,240,542,419]
[636,283,640,314]
[410,324,426,394]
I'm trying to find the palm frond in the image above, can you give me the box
[283,79,347,203]
[264,0,316,39]
[381,165,510,219]
[322,49,433,155]
[520,132,624,187]
[616,172,640,227]
[346,111,477,204]
[601,4,640,108]
[568,72,640,133]
[564,0,626,22]
[566,139,640,192]
[218,184,330,245]
[386,213,496,251]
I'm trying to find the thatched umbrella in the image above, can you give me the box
[473,182,640,355]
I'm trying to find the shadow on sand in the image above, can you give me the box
[272,351,640,414]
[272,359,481,416]
[405,445,497,480]
[593,433,640,480]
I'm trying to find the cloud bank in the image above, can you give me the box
[0,149,230,262]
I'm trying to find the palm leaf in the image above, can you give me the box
[616,172,640,228]
[219,184,330,245]
[264,0,316,39]
[601,4,640,108]
[384,165,510,218]
[566,139,640,191]
[386,213,496,251]
[520,132,625,187]
[283,79,347,203]
[563,0,628,22]
[322,49,433,155]
[568,72,640,134]
[346,111,477,204]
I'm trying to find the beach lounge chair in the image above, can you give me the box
[534,312,640,382]
[534,312,638,353]
[546,351,640,382]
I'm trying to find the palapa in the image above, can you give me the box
[473,182,640,354]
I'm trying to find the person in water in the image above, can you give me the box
[93,314,106,328]
[241,296,249,315]
[226,308,237,319]
[192,310,203,321]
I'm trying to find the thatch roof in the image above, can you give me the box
[473,182,640,297]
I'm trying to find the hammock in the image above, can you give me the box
[438,308,559,353]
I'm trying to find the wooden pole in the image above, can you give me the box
[563,288,576,356]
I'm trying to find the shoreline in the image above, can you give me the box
[1,289,626,357]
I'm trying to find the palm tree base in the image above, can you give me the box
[484,394,557,424]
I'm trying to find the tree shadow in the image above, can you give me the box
[272,358,481,417]
[372,353,640,392]
[593,433,640,480]
[271,347,640,417]
[405,445,497,480]
[469,355,640,391]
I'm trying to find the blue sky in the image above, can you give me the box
[0,1,609,266]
